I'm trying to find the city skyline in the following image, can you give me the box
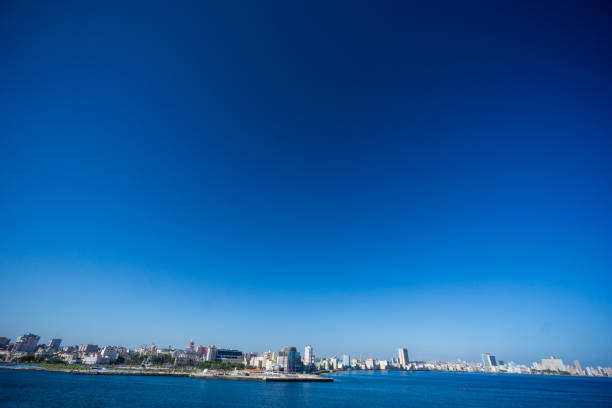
[2,330,610,378]
[1,1,611,368]
[1,328,609,368]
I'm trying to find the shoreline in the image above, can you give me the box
[0,365,333,382]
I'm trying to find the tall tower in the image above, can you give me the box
[278,346,298,372]
[398,348,409,368]
[304,345,313,365]
[574,360,583,375]
[481,353,497,367]
[47,338,62,351]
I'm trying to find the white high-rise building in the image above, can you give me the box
[205,346,217,361]
[398,348,409,368]
[540,356,565,371]
[304,345,313,365]
[365,358,376,370]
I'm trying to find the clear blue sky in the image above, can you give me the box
[1,1,611,366]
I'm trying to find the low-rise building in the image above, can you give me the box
[101,346,118,361]
[82,354,110,365]
[60,353,79,364]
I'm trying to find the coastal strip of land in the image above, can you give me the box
[0,364,333,382]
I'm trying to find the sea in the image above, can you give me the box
[1,369,611,407]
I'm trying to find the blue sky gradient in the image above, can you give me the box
[1,1,611,365]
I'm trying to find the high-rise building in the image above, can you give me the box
[278,346,302,372]
[47,338,62,351]
[574,360,583,375]
[481,353,497,367]
[365,358,376,370]
[262,350,276,370]
[205,346,217,361]
[13,333,40,352]
[0,337,10,349]
[304,345,313,366]
[398,348,409,368]
[329,357,338,370]
[540,356,565,371]
[342,354,350,368]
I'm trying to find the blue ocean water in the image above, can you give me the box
[1,369,611,407]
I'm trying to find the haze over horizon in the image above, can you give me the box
[1,1,611,367]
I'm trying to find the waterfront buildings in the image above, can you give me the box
[278,346,302,372]
[481,353,497,367]
[540,356,566,372]
[205,346,217,361]
[0,337,10,349]
[329,357,338,370]
[398,348,409,368]
[13,333,40,352]
[262,351,276,370]
[100,346,118,360]
[204,346,243,363]
[574,360,584,375]
[83,354,110,365]
[215,349,244,363]
[1,332,611,379]
[304,345,313,366]
[365,358,376,370]
[47,338,62,352]
[78,344,98,353]
[59,352,80,364]
[249,354,264,369]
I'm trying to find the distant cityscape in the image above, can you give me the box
[1,333,611,378]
